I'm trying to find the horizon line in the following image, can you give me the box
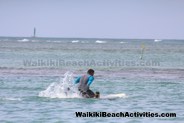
[0,35,184,40]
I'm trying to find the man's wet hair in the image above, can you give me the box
[87,69,94,75]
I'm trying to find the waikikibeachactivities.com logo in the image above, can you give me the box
[75,112,176,118]
[23,59,160,68]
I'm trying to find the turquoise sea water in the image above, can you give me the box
[0,37,184,123]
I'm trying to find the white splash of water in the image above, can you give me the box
[38,71,80,98]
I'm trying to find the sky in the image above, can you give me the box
[0,0,184,39]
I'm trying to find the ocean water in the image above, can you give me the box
[0,37,184,123]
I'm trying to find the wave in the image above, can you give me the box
[120,41,127,44]
[46,40,52,42]
[154,39,162,42]
[31,40,39,42]
[17,39,29,42]
[53,40,62,43]
[95,40,107,43]
[81,41,89,43]
[71,40,79,43]
[46,40,62,43]
[0,97,22,101]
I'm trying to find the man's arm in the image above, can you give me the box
[87,76,94,86]
[74,76,81,84]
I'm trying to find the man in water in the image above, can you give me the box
[75,69,99,98]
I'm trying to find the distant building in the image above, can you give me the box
[33,28,36,37]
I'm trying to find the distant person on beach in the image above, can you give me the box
[75,69,99,98]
